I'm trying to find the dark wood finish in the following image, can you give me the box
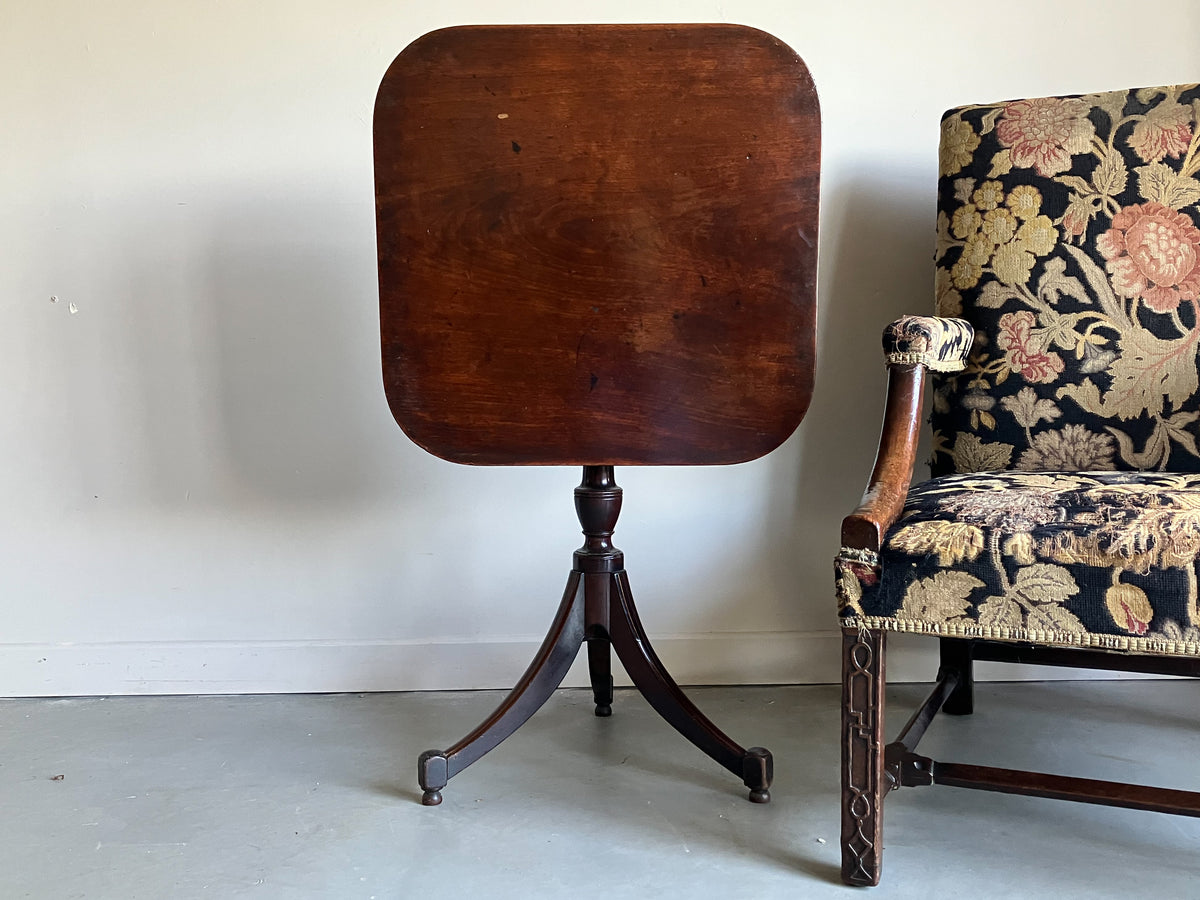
[418,570,585,805]
[889,669,958,758]
[586,639,614,717]
[375,24,819,465]
[841,364,924,551]
[610,568,773,803]
[381,25,812,809]
[939,638,974,715]
[418,468,774,804]
[841,627,886,887]
[928,762,1200,817]
[845,635,1200,885]
[884,670,1200,815]
[970,639,1200,677]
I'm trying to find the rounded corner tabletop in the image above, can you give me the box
[374,23,820,466]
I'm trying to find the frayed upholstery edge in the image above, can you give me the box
[837,546,880,566]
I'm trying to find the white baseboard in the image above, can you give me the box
[0,630,1158,697]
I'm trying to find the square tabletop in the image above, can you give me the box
[374,24,820,465]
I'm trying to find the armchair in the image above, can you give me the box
[838,83,1200,885]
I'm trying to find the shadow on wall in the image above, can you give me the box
[786,174,937,605]
[608,174,942,645]
[202,190,397,509]
[50,180,574,528]
[48,183,409,514]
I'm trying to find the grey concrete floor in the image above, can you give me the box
[1,681,1198,899]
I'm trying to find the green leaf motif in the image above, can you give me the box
[948,433,1014,472]
[1010,563,1079,606]
[1055,174,1095,196]
[1107,421,1169,469]
[935,213,955,262]
[1135,163,1200,210]
[1165,411,1200,458]
[1039,310,1088,351]
[1001,386,1062,428]
[988,149,1013,178]
[1005,564,1086,634]
[1037,258,1087,306]
[1085,90,1129,125]
[1062,245,1129,327]
[1093,151,1128,197]
[976,280,1020,309]
[889,520,985,566]
[1102,327,1200,419]
[1056,245,1199,420]
[900,571,984,624]
[1025,602,1087,634]
[980,106,1004,136]
[978,596,1021,628]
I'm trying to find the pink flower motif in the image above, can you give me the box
[996,311,1064,383]
[996,97,1096,176]
[1128,101,1193,164]
[1096,202,1200,313]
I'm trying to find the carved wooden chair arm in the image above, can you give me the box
[841,316,973,551]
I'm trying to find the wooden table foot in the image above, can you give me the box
[416,469,773,805]
[610,570,773,803]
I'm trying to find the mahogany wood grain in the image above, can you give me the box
[929,763,1200,817]
[374,24,819,465]
[841,363,924,551]
[418,467,774,805]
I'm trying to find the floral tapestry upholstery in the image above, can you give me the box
[931,84,1200,477]
[883,315,974,371]
[838,470,1200,656]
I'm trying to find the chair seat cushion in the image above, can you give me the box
[837,470,1200,656]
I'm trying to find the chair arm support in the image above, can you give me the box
[841,364,925,551]
[841,316,973,552]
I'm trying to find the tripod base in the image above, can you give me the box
[417,467,773,806]
[417,569,773,805]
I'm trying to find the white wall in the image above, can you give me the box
[3,1,1198,696]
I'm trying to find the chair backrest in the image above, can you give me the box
[374,25,820,466]
[929,84,1200,476]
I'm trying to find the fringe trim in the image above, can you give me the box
[885,352,966,372]
[839,615,1200,658]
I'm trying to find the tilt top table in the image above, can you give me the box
[373,24,819,805]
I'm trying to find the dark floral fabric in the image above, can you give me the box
[883,315,974,371]
[930,85,1200,477]
[837,470,1200,656]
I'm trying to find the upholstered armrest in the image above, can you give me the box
[882,315,973,372]
[841,316,974,551]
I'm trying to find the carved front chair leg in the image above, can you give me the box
[841,626,886,886]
